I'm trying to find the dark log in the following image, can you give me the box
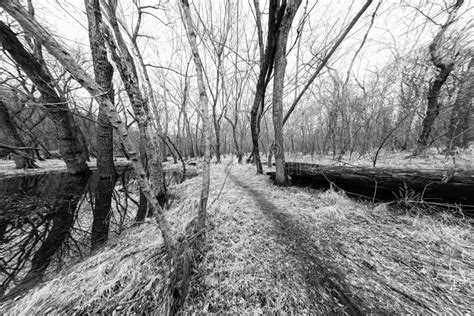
[273,162,474,211]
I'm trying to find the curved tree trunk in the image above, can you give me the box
[0,22,89,175]
[249,0,279,174]
[416,0,464,152]
[0,0,175,257]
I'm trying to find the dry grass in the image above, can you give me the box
[1,158,472,314]
[0,173,202,314]
[183,162,473,313]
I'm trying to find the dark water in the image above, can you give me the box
[0,166,140,300]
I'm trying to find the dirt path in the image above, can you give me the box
[228,171,366,314]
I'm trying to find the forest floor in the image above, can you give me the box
[1,159,473,314]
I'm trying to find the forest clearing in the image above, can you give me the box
[0,0,473,314]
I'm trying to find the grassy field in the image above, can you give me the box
[1,159,472,314]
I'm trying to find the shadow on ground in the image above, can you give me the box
[229,172,374,314]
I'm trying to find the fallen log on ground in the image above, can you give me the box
[269,162,474,211]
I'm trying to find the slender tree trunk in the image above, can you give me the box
[180,0,211,231]
[214,119,221,163]
[0,22,89,175]
[249,0,279,174]
[446,56,474,150]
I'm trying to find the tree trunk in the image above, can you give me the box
[0,0,176,256]
[180,0,211,231]
[446,56,474,150]
[229,121,243,164]
[102,0,166,203]
[249,0,279,174]
[0,21,89,175]
[0,100,36,168]
[214,118,221,163]
[85,0,116,251]
[272,0,302,186]
[418,64,454,148]
[417,0,464,152]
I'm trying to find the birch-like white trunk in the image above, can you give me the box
[179,0,211,230]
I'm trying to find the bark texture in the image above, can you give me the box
[0,21,89,175]
[180,0,211,231]
[102,0,166,204]
[272,0,302,185]
[85,0,116,251]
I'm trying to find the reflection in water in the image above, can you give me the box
[0,168,136,300]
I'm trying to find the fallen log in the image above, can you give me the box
[271,162,474,211]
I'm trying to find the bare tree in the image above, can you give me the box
[101,0,167,206]
[446,55,473,150]
[249,0,280,174]
[272,0,302,185]
[0,0,176,256]
[416,0,464,152]
[282,0,374,125]
[179,0,211,231]
[85,0,116,251]
[0,22,89,175]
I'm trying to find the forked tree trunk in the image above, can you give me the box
[249,0,279,174]
[0,21,89,175]
[0,0,176,256]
